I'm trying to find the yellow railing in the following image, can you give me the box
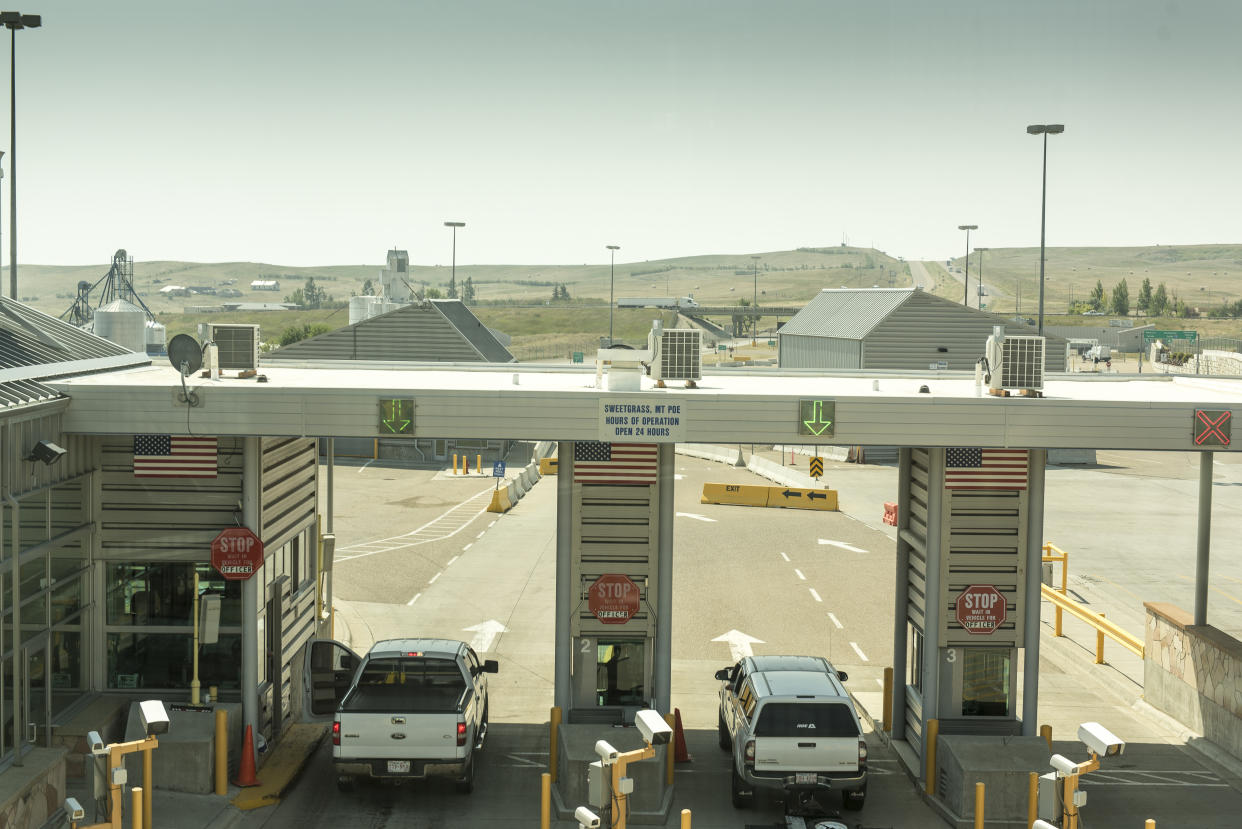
[1042,542,1145,662]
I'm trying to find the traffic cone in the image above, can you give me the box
[234,724,260,787]
[673,708,692,763]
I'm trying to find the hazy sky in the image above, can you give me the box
[4,1,1239,267]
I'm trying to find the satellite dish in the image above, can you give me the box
[168,334,203,376]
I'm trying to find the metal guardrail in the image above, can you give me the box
[1041,542,1145,662]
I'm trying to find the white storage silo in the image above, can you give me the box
[350,296,381,325]
[146,321,167,355]
[94,299,147,353]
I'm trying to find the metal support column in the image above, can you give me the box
[326,438,334,535]
[242,437,261,743]
[891,448,912,736]
[921,449,945,738]
[653,444,674,714]
[1022,449,1046,736]
[554,441,573,711]
[1195,451,1213,626]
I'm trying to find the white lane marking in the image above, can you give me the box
[489,520,497,527]
[503,752,548,768]
[675,512,717,522]
[675,474,685,480]
[429,571,441,584]
[875,678,884,688]
[828,613,844,629]
[809,589,823,603]
[463,543,473,551]
[1082,769,1227,787]
[406,593,421,606]
[779,552,790,562]
[463,619,508,652]
[336,486,493,561]
[447,556,459,567]
[818,539,869,553]
[712,629,765,662]
[359,460,375,472]
[850,642,869,661]
[794,569,806,581]
[477,530,486,539]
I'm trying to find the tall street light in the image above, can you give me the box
[974,247,988,309]
[957,225,977,307]
[444,221,465,298]
[606,245,620,346]
[751,255,760,345]
[2,11,40,301]
[1027,123,1064,335]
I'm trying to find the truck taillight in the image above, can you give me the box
[858,739,868,767]
[457,721,467,747]
[744,739,755,764]
[332,720,340,746]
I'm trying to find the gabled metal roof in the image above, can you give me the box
[777,289,915,339]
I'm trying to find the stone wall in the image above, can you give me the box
[1153,349,1242,377]
[1144,602,1242,760]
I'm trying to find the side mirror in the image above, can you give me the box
[714,668,731,681]
[837,670,849,683]
[483,659,499,674]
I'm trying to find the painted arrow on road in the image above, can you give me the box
[818,538,869,553]
[676,512,717,522]
[463,619,508,653]
[712,629,765,662]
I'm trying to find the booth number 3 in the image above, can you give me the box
[945,648,957,663]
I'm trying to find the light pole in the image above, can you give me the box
[2,11,40,301]
[444,221,465,298]
[751,255,760,345]
[1027,123,1064,335]
[607,245,620,346]
[974,247,988,309]
[957,225,977,307]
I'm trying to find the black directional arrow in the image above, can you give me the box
[807,491,827,501]
[781,489,802,498]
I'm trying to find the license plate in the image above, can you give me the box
[387,760,411,774]
[795,772,817,785]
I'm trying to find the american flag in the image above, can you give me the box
[574,442,658,485]
[133,435,218,478]
[945,448,1028,490]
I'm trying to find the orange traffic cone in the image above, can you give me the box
[673,708,692,763]
[234,724,260,787]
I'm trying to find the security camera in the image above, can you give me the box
[64,797,85,821]
[25,439,66,466]
[634,709,672,746]
[138,699,170,737]
[594,739,618,765]
[87,730,106,754]
[574,805,601,829]
[1049,753,1079,777]
[1032,822,1058,829]
[1078,721,1125,757]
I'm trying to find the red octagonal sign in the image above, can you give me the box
[211,528,265,581]
[956,584,1007,635]
[588,574,640,625]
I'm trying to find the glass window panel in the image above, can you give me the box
[50,630,82,716]
[51,578,82,625]
[906,623,923,691]
[106,632,240,691]
[20,558,47,601]
[595,640,645,706]
[2,655,12,758]
[20,593,49,636]
[106,563,240,628]
[961,648,1010,717]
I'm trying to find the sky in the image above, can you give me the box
[3,0,1240,268]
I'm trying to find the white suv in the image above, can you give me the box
[715,655,867,812]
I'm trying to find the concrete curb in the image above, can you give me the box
[675,443,741,466]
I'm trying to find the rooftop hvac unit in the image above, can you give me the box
[986,329,1044,394]
[198,323,260,371]
[649,327,701,386]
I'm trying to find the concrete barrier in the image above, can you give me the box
[701,482,771,507]
[767,486,838,511]
[677,444,742,466]
[539,457,559,474]
[487,486,512,513]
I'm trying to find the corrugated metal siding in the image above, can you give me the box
[260,437,318,551]
[267,303,503,363]
[97,436,244,560]
[1,406,96,498]
[0,297,133,365]
[904,448,930,751]
[571,481,659,636]
[777,290,912,339]
[778,334,861,369]
[432,301,515,362]
[0,379,62,411]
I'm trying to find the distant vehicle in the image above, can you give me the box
[616,296,700,310]
[1087,345,1112,362]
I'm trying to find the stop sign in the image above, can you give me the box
[955,584,1007,635]
[588,574,640,625]
[211,528,265,581]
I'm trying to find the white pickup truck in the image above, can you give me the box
[715,655,867,813]
[306,638,497,793]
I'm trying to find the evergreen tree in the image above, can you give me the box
[361,278,375,296]
[560,283,570,301]
[1151,283,1169,317]
[448,274,458,299]
[1111,279,1130,316]
[463,277,475,303]
[1090,280,1105,311]
[1137,278,1152,315]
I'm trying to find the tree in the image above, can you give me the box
[361,278,375,296]
[286,277,330,309]
[1110,279,1130,316]
[462,277,475,303]
[732,298,758,337]
[424,287,443,299]
[1137,278,1152,315]
[278,323,332,346]
[1090,280,1105,311]
[1151,283,1169,317]
[447,274,458,299]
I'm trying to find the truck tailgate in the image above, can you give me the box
[336,712,463,760]
[752,701,860,773]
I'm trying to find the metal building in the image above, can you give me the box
[778,288,1069,373]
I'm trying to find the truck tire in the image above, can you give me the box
[456,757,475,794]
[731,767,752,809]
[843,783,866,811]
[717,712,732,751]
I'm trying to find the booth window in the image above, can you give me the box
[906,623,923,691]
[594,639,646,706]
[961,648,1010,716]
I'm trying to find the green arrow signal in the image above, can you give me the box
[802,400,833,436]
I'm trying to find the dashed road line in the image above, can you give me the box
[406,593,421,606]
[336,486,493,561]
[794,569,806,581]
[828,613,843,629]
[780,552,790,562]
[463,543,473,551]
[850,642,869,661]
[809,589,822,603]
[447,555,459,567]
[477,530,486,539]
[429,571,441,584]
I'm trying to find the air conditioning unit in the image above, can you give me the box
[986,329,1044,393]
[649,327,701,386]
[198,323,260,371]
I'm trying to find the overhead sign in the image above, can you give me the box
[378,398,414,435]
[1142,329,1198,345]
[599,398,686,442]
[798,400,835,437]
[211,528,264,581]
[956,584,1007,635]
[809,456,824,479]
[588,574,640,625]
[1194,410,1232,447]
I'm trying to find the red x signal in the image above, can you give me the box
[1194,410,1231,446]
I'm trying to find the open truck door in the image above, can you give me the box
[304,639,360,719]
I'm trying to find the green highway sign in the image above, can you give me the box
[1143,329,1198,344]
[379,398,414,435]
[798,400,835,437]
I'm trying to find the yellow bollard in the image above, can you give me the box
[680,808,692,828]
[974,781,985,829]
[1028,771,1038,828]
[1145,820,1156,828]
[143,748,153,829]
[131,786,143,829]
[1040,724,1053,752]
[665,713,675,785]
[477,454,482,475]
[464,454,470,475]
[882,667,894,732]
[541,772,551,829]
[549,706,562,783]
[453,453,459,474]
[1096,612,1106,664]
[925,718,939,795]
[215,707,228,796]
